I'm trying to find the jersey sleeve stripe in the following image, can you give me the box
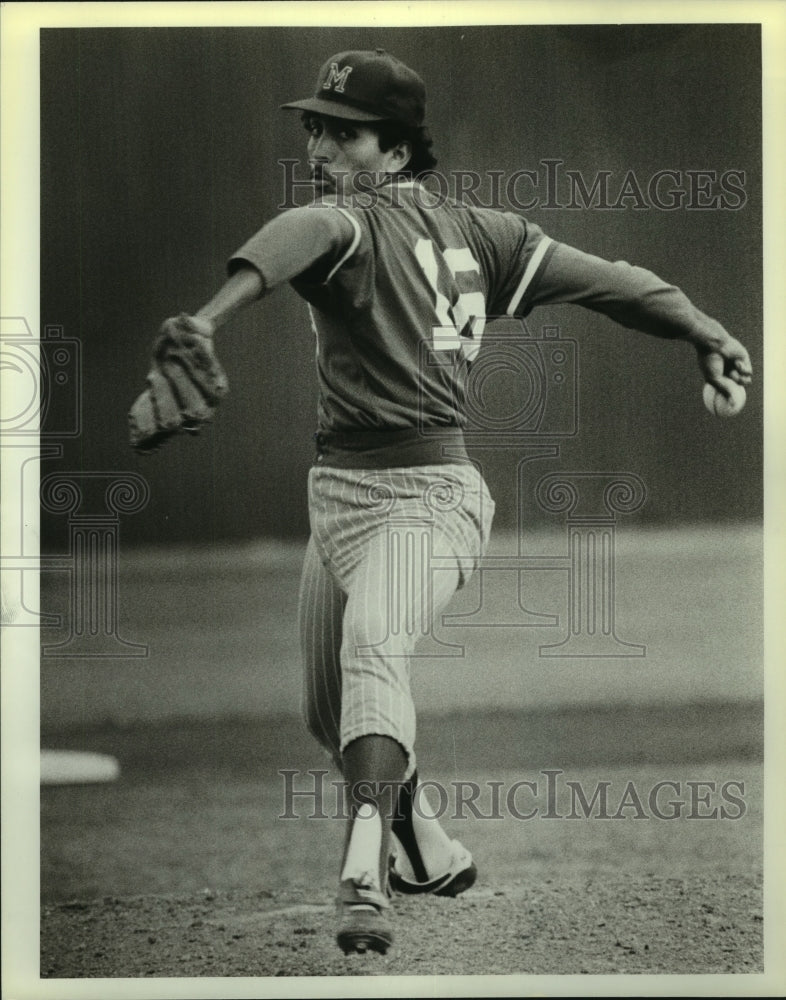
[505,236,554,316]
[325,208,362,283]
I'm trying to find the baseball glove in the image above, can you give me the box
[128,314,228,454]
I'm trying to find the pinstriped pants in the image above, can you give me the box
[298,463,495,778]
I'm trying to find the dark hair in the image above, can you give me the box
[372,121,438,179]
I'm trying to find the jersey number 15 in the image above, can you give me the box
[414,238,486,361]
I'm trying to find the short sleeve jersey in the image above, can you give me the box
[276,182,554,434]
[231,179,698,440]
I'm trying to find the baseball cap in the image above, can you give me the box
[281,49,426,127]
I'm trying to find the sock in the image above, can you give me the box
[340,735,406,891]
[340,801,382,889]
[391,771,456,882]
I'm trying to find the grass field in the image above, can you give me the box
[30,523,772,988]
[41,703,763,904]
[39,525,762,728]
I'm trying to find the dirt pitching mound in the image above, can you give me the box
[42,871,762,979]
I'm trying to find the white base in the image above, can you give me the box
[40,750,120,785]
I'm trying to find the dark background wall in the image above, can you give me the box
[40,24,762,545]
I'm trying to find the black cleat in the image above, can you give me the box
[335,874,393,955]
[388,839,477,898]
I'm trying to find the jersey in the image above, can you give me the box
[231,181,555,442]
[230,179,698,467]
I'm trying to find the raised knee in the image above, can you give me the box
[343,608,423,658]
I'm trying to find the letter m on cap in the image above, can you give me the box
[323,63,353,93]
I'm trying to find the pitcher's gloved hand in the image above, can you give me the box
[128,314,227,454]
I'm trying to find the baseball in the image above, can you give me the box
[703,379,746,417]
